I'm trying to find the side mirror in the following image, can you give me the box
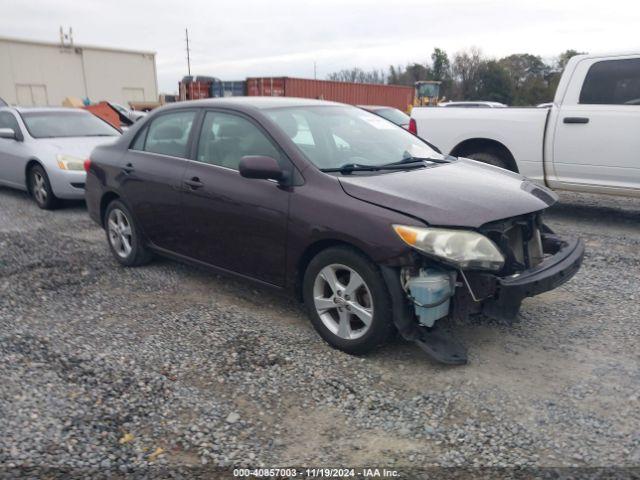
[0,128,17,140]
[239,155,286,182]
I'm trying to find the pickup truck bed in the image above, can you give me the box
[412,107,550,183]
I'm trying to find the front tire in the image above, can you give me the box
[29,165,59,210]
[303,247,394,355]
[104,200,152,266]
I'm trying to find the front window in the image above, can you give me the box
[21,111,120,138]
[196,111,283,169]
[264,105,443,170]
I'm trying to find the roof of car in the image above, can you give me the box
[164,96,345,111]
[14,106,92,113]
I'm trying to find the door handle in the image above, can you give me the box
[122,163,135,174]
[563,117,589,124]
[184,177,204,189]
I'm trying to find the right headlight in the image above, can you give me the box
[393,224,505,271]
[56,154,85,171]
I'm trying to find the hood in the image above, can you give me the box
[35,136,119,159]
[338,159,558,228]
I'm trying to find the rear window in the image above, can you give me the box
[579,58,640,105]
[21,111,120,138]
[143,110,196,158]
[373,108,410,126]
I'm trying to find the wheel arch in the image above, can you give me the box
[450,138,518,172]
[100,191,121,226]
[24,158,45,193]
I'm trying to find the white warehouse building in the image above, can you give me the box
[0,35,158,107]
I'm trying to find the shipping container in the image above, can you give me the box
[222,81,246,97]
[246,77,414,112]
[179,77,247,100]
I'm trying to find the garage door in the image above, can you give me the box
[15,84,49,106]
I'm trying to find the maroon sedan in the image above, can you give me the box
[85,97,583,364]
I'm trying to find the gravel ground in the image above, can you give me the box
[0,186,638,477]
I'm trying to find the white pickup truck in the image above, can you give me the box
[411,53,640,197]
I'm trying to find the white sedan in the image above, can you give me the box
[0,107,120,209]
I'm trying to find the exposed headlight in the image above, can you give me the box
[393,225,505,271]
[56,154,85,171]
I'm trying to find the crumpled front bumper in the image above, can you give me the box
[381,232,585,346]
[478,234,585,320]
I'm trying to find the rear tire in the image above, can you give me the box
[104,200,152,267]
[29,165,59,210]
[303,247,394,355]
[467,151,509,170]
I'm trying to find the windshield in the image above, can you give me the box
[373,108,410,126]
[264,105,443,170]
[21,111,120,138]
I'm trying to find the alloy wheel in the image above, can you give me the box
[312,263,374,340]
[107,208,133,258]
[32,171,48,205]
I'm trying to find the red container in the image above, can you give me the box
[246,77,414,112]
[179,80,212,101]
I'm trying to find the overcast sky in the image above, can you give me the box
[2,0,640,93]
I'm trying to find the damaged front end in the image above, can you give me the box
[382,211,585,365]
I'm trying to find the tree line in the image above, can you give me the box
[327,48,584,106]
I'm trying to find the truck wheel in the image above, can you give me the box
[467,152,509,170]
[303,247,394,355]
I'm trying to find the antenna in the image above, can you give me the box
[59,26,74,48]
[185,28,191,76]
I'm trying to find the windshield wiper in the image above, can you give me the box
[383,156,453,167]
[320,163,382,173]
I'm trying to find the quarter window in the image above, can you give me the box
[579,58,640,105]
[144,110,196,158]
[130,126,148,151]
[196,112,283,170]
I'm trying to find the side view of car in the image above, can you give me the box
[85,97,584,364]
[0,107,121,209]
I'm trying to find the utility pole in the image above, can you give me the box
[185,28,191,76]
[314,61,317,80]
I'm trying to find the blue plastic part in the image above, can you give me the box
[406,269,455,327]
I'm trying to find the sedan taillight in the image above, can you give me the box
[83,158,91,172]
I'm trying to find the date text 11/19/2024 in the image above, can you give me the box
[232,467,400,477]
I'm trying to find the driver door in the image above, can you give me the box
[551,57,640,190]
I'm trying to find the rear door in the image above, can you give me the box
[551,56,640,190]
[0,111,28,188]
[180,110,291,286]
[120,109,198,252]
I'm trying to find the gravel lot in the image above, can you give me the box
[0,186,638,477]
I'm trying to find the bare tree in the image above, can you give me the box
[327,68,387,84]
